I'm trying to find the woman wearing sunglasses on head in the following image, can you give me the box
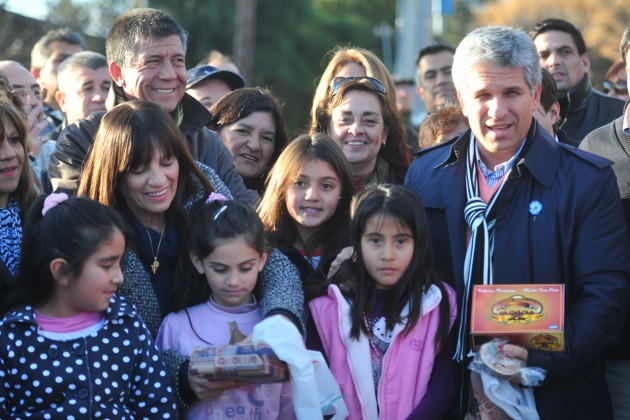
[311,77,410,192]
[602,60,629,102]
[310,46,398,133]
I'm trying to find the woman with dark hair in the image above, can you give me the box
[0,97,42,293]
[0,75,50,190]
[312,78,411,192]
[209,87,288,194]
[79,101,235,330]
[78,100,303,407]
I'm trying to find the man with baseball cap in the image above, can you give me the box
[186,65,245,111]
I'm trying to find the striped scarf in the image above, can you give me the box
[0,198,22,277]
[454,133,514,362]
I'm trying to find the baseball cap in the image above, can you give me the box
[186,65,246,90]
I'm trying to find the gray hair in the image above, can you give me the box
[57,51,107,77]
[452,26,541,95]
[30,28,87,70]
[106,8,188,68]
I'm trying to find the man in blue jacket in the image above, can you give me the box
[405,25,630,419]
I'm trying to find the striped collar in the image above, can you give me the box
[475,137,526,188]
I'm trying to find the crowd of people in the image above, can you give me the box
[0,6,629,420]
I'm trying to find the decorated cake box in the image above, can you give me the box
[470,284,565,352]
[189,342,288,384]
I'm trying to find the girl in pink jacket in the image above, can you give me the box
[308,184,457,419]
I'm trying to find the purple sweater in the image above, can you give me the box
[156,298,294,419]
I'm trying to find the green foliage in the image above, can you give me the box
[46,0,139,37]
[36,0,492,135]
[253,1,380,136]
[441,0,475,47]
[313,0,395,26]
[145,0,391,136]
[46,0,88,31]
[151,0,237,66]
[37,0,393,136]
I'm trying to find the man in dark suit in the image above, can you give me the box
[405,25,630,419]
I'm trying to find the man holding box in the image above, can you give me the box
[405,25,630,419]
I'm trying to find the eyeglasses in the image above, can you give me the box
[330,76,387,98]
[11,86,47,101]
[602,80,627,94]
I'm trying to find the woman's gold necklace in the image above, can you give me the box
[144,219,166,274]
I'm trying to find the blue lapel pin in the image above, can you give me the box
[529,200,542,221]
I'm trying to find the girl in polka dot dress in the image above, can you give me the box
[307,184,458,419]
[0,194,178,418]
[156,195,294,419]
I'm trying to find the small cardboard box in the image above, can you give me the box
[470,284,564,352]
[189,342,288,384]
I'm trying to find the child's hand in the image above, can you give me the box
[189,376,250,402]
[329,246,354,277]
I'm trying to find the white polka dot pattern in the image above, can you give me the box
[0,296,177,418]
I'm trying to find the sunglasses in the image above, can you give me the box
[330,76,387,98]
[602,80,627,94]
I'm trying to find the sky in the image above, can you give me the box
[4,0,49,20]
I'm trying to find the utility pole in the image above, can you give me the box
[233,0,257,84]
[373,21,394,71]
[394,0,433,122]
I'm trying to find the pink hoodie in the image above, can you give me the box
[309,283,457,419]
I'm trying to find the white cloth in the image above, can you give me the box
[481,370,539,420]
[252,315,348,419]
